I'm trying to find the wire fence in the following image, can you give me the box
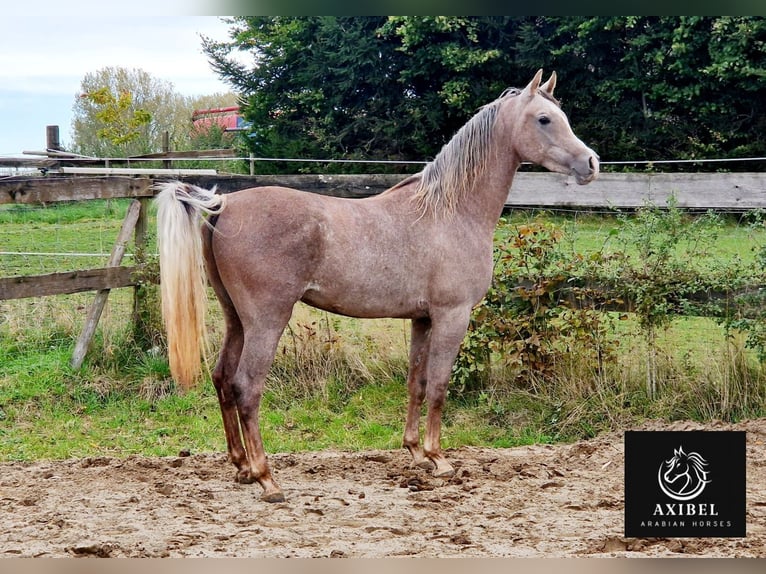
[0,199,133,277]
[5,152,765,177]
[28,154,766,165]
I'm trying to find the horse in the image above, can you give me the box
[155,69,599,502]
[659,446,711,501]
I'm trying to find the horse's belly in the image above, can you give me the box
[300,283,428,320]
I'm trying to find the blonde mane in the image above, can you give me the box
[413,89,518,217]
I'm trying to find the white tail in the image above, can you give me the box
[155,181,225,388]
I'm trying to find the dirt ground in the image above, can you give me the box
[1,418,764,558]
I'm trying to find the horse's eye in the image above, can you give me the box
[539,116,551,126]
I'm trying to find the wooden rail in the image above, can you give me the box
[176,172,766,210]
[0,266,140,300]
[2,171,766,304]
[506,171,766,210]
[3,172,766,209]
[0,176,153,204]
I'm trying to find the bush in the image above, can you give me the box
[453,219,617,396]
[453,202,766,426]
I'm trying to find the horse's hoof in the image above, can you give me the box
[415,459,435,471]
[261,490,286,503]
[433,466,455,479]
[235,470,257,484]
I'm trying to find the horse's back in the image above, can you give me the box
[208,184,430,317]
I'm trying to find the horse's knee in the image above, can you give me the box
[425,381,448,409]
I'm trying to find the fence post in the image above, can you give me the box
[162,131,170,170]
[131,194,155,348]
[71,200,142,368]
[46,125,61,151]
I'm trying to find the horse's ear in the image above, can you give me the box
[541,71,557,97]
[522,69,544,98]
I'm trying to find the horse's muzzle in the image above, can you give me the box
[574,151,599,185]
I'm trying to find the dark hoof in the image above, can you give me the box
[415,459,436,471]
[235,470,257,484]
[261,490,286,503]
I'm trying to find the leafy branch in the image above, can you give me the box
[81,87,151,148]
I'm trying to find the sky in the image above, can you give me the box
[0,12,239,157]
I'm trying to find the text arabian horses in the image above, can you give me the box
[156,70,599,502]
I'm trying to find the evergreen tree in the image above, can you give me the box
[204,16,766,172]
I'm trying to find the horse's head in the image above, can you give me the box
[503,69,599,185]
[663,447,691,483]
[659,446,711,500]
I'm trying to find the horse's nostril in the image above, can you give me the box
[588,156,596,172]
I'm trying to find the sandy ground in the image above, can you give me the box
[1,419,764,558]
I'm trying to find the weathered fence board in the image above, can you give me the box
[507,172,766,210]
[3,172,766,209]
[180,173,404,198]
[0,266,141,300]
[0,176,153,204]
[181,172,766,210]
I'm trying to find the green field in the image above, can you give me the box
[1,199,765,461]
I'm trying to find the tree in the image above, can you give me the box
[204,17,401,172]
[79,87,152,148]
[541,17,766,165]
[203,16,531,173]
[203,17,766,172]
[71,66,240,158]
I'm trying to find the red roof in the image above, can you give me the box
[191,107,247,132]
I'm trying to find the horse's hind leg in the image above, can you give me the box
[211,312,248,475]
[204,226,250,476]
[230,309,292,503]
[403,318,432,469]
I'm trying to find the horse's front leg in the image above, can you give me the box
[421,307,472,478]
[403,317,432,469]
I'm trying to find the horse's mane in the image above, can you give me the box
[382,87,561,217]
[686,451,709,472]
[409,88,559,218]
[411,93,506,217]
[669,447,709,475]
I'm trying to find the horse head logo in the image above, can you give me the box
[658,446,711,501]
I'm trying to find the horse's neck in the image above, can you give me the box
[459,153,520,233]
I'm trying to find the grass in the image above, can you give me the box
[0,295,560,461]
[0,200,132,275]
[499,209,766,266]
[1,200,766,462]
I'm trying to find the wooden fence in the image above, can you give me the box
[6,171,766,206]
[1,177,154,301]
[2,171,766,366]
[161,171,766,210]
[3,171,766,302]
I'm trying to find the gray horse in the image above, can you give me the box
[155,69,599,502]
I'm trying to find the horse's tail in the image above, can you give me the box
[155,181,226,389]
